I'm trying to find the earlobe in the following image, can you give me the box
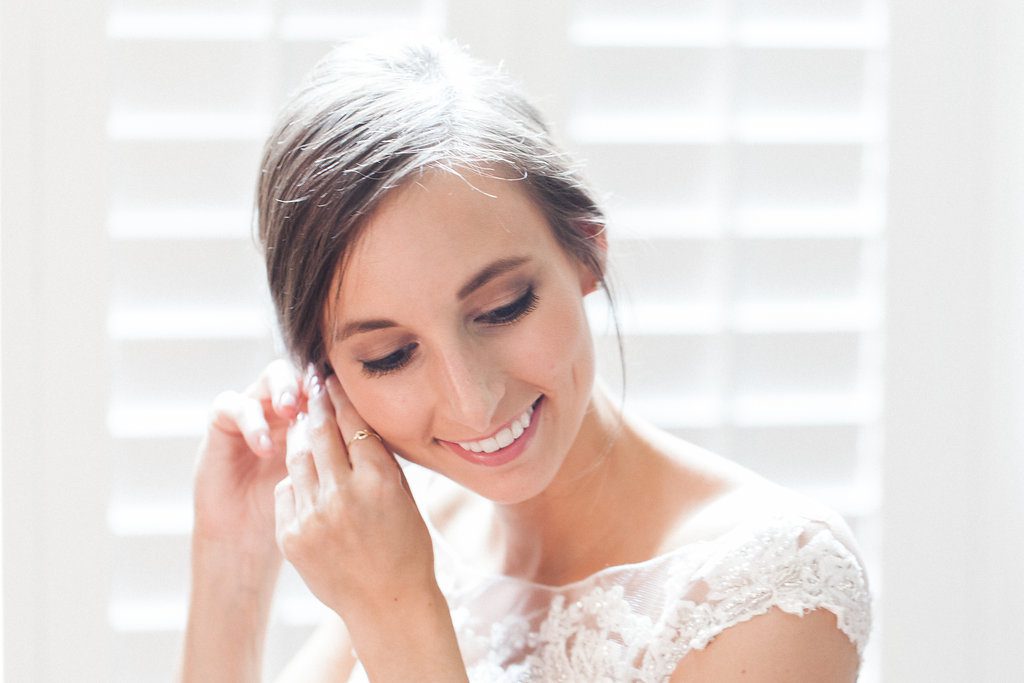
[581,273,601,296]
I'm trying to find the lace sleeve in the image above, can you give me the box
[664,516,872,657]
[422,513,871,683]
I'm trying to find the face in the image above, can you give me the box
[323,169,601,505]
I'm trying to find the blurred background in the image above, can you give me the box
[2,0,1022,681]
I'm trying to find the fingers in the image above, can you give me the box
[278,368,354,519]
[324,374,396,477]
[207,359,303,461]
[323,374,363,437]
[305,372,352,490]
[285,417,320,512]
[273,476,297,552]
[281,370,395,525]
[210,390,275,458]
[257,358,304,420]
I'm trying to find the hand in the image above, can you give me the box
[192,359,303,554]
[274,371,436,619]
[180,360,306,683]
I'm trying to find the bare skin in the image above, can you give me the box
[178,170,860,682]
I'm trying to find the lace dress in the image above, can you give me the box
[347,484,871,682]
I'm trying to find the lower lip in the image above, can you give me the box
[441,397,543,468]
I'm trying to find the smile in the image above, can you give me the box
[456,402,535,453]
[441,396,543,468]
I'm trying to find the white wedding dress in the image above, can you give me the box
[348,473,871,682]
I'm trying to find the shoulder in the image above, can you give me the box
[641,423,865,564]
[673,476,863,558]
[640,434,872,664]
[653,480,872,673]
[670,606,860,682]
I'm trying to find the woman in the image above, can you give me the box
[180,36,870,682]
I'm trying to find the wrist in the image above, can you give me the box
[179,541,282,683]
[191,503,279,554]
[345,583,467,682]
[189,533,282,599]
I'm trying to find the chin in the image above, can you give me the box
[472,469,562,507]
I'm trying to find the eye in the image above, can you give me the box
[361,342,418,378]
[476,286,539,326]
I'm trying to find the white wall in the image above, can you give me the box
[884,1,1024,680]
[1,0,113,680]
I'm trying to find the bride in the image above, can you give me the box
[179,36,870,682]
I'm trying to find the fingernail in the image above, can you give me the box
[309,375,323,398]
[279,392,296,409]
[258,433,273,452]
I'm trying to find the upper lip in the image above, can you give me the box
[440,397,539,444]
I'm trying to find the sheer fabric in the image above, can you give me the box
[347,478,871,682]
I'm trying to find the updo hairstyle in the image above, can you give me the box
[257,36,610,371]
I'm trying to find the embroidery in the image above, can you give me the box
[434,517,871,683]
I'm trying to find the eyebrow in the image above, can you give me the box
[334,255,532,343]
[456,256,530,301]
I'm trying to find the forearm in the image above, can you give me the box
[177,537,282,683]
[345,584,468,683]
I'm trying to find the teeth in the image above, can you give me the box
[456,402,536,454]
[495,429,514,448]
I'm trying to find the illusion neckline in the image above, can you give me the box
[415,470,817,592]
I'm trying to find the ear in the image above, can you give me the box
[575,220,608,296]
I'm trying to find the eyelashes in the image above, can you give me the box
[360,342,418,378]
[359,286,540,378]
[475,286,539,326]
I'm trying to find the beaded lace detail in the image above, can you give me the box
[428,515,871,683]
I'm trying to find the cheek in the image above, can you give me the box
[526,294,595,385]
[333,371,426,446]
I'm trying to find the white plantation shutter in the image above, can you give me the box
[98,1,886,680]
[568,2,886,680]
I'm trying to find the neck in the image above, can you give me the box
[491,385,667,585]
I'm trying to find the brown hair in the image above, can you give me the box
[257,36,612,371]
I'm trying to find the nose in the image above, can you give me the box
[433,339,504,435]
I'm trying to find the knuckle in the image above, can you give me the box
[319,475,340,497]
[279,530,304,559]
[355,465,388,493]
[307,416,334,441]
[274,527,287,553]
[207,390,245,430]
[298,505,322,529]
[285,447,311,467]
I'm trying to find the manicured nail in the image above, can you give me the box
[258,433,273,452]
[309,376,323,398]
[279,392,296,409]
